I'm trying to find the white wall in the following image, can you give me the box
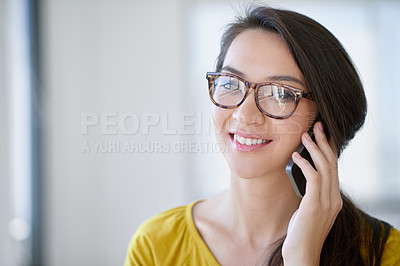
[42,1,187,265]
[0,0,14,265]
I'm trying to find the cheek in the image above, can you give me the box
[281,113,314,135]
[291,101,318,132]
[261,103,317,137]
[211,107,231,149]
[272,102,318,158]
[211,106,231,132]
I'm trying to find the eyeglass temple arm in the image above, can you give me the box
[300,91,313,101]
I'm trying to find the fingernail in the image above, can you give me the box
[318,122,323,132]
[304,133,312,142]
[294,152,302,159]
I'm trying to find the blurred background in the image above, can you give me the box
[1,0,399,265]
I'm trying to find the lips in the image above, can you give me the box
[229,132,272,152]
[233,133,271,145]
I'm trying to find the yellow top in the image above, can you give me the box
[124,201,400,265]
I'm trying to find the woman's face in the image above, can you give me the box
[212,29,317,179]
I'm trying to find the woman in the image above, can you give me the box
[124,5,400,265]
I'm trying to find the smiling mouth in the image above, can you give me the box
[230,133,272,146]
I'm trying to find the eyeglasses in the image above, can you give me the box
[206,72,314,119]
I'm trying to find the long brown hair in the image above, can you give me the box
[215,5,392,265]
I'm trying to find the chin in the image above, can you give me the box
[232,169,264,180]
[224,155,285,180]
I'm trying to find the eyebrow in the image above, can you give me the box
[221,65,305,87]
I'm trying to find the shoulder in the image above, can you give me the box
[137,204,188,236]
[359,214,400,265]
[382,227,400,265]
[124,201,201,266]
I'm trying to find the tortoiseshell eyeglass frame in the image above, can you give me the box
[206,72,314,119]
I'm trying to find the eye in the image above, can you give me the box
[218,79,240,91]
[272,86,294,102]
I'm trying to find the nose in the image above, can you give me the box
[232,90,266,126]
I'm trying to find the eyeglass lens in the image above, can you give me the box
[211,75,297,117]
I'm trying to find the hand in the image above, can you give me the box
[282,122,343,265]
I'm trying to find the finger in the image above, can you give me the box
[328,134,341,196]
[313,123,340,197]
[292,151,321,199]
[300,133,333,200]
[301,132,331,180]
[313,122,337,164]
[328,136,338,160]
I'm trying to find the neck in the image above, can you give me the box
[224,170,300,246]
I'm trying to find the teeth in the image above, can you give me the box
[233,133,270,146]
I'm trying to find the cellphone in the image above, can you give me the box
[286,131,316,198]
